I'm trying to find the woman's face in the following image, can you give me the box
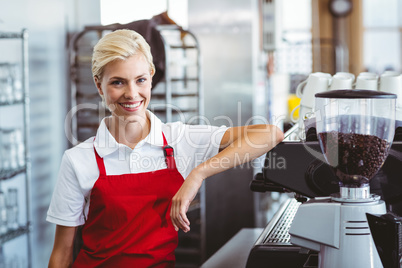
[95,54,152,122]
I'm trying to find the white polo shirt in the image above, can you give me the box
[47,110,228,227]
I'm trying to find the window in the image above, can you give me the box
[100,0,188,28]
[275,0,312,74]
[363,0,402,73]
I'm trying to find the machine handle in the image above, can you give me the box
[249,173,288,193]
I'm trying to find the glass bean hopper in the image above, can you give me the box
[315,90,396,201]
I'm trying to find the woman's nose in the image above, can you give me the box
[124,82,139,99]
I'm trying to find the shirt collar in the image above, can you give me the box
[142,110,164,147]
[94,110,165,158]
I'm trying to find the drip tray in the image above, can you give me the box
[246,198,318,268]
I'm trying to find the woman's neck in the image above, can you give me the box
[106,115,151,149]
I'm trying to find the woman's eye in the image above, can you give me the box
[111,80,123,85]
[137,78,146,84]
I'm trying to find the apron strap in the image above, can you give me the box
[93,133,176,174]
[162,132,177,170]
[94,147,107,177]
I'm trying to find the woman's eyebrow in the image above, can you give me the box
[108,76,125,80]
[108,73,148,80]
[135,73,148,78]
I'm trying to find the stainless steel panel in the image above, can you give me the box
[189,0,256,260]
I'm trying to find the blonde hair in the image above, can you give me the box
[92,29,156,80]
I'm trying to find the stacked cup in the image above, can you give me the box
[0,192,7,234]
[0,63,23,104]
[0,128,25,171]
[6,188,18,230]
[291,72,332,139]
[330,72,355,90]
[378,71,402,121]
[355,72,379,90]
[0,188,19,234]
[290,70,402,139]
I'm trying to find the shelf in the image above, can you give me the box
[188,199,201,213]
[0,32,24,39]
[76,92,100,99]
[0,99,24,106]
[0,166,26,181]
[152,92,199,98]
[170,45,197,49]
[171,78,199,82]
[0,225,29,244]
[150,108,198,113]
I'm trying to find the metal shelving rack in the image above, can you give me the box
[68,23,205,267]
[151,25,204,124]
[0,29,31,267]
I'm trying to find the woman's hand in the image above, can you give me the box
[170,168,205,232]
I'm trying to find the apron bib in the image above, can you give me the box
[73,133,184,267]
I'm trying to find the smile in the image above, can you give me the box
[120,101,142,109]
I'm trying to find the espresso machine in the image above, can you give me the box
[247,90,402,268]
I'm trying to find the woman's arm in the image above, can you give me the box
[170,124,284,232]
[48,225,77,268]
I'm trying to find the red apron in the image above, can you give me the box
[73,133,184,267]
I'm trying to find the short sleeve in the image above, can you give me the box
[172,123,229,179]
[46,152,86,226]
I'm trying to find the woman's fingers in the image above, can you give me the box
[180,201,190,226]
[171,198,181,231]
[171,196,191,232]
[171,203,179,231]
[178,201,190,232]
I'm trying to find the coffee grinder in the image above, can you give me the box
[289,90,397,268]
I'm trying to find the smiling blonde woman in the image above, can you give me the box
[47,29,284,268]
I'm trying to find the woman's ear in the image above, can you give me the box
[150,70,154,85]
[94,76,103,96]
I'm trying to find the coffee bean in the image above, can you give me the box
[319,131,391,185]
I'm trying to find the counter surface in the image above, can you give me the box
[201,228,263,268]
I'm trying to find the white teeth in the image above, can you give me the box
[121,102,141,108]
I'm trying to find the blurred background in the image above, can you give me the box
[0,0,401,267]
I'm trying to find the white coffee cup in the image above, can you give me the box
[290,104,314,124]
[358,72,378,78]
[296,72,332,109]
[289,104,314,141]
[379,72,402,107]
[355,72,379,90]
[382,71,400,76]
[330,72,355,90]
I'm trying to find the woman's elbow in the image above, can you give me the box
[246,124,284,149]
[268,125,284,146]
